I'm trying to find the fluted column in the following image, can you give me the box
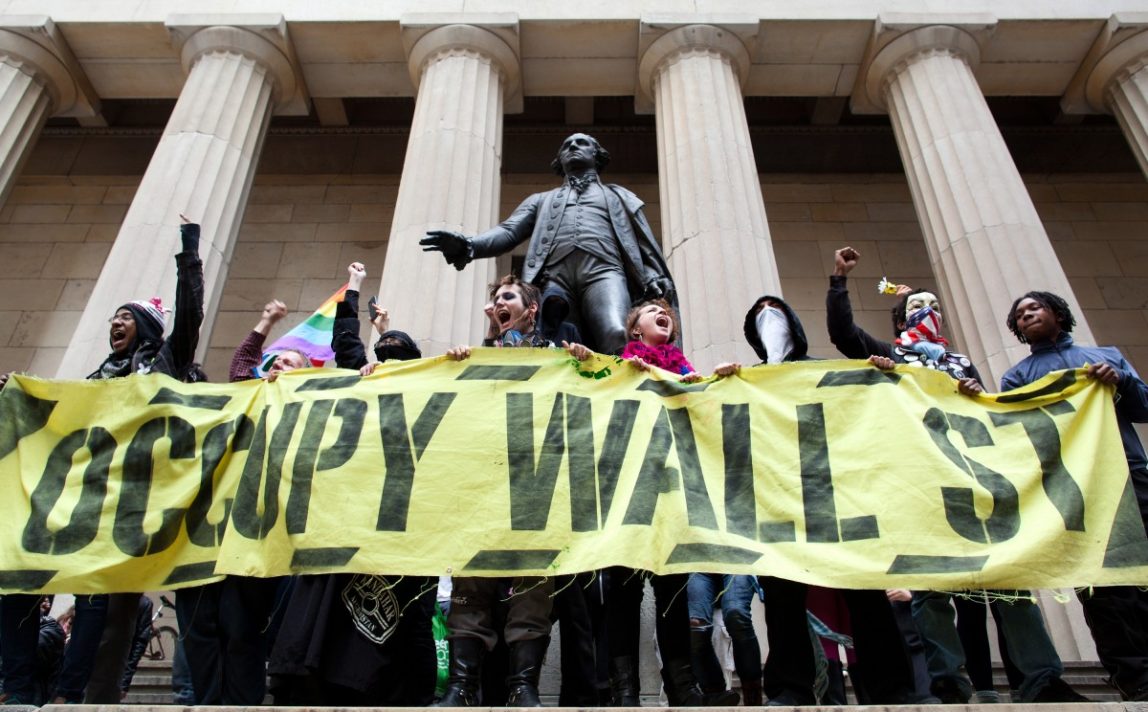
[378,21,520,355]
[639,23,779,371]
[857,24,1093,386]
[0,19,99,208]
[56,17,308,378]
[1068,16,1148,180]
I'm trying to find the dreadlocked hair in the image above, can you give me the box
[1006,291,1075,344]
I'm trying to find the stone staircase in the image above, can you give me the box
[118,659,1124,707]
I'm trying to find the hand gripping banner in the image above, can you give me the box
[0,349,1146,594]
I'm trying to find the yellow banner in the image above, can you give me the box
[1,349,1146,594]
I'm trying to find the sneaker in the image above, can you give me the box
[972,689,1001,704]
[1031,677,1090,703]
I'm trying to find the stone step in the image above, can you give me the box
[36,704,1144,711]
[117,660,1126,707]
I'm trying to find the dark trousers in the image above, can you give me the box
[953,595,1024,691]
[606,569,690,664]
[176,577,280,705]
[0,595,41,704]
[449,576,554,651]
[84,592,139,703]
[1079,586,1148,697]
[761,577,916,704]
[1079,467,1148,699]
[54,594,107,702]
[552,573,600,706]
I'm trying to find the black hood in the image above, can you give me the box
[374,330,422,361]
[742,294,809,363]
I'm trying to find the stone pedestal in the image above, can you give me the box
[639,23,780,371]
[56,17,306,378]
[0,18,99,208]
[377,21,520,355]
[857,23,1093,386]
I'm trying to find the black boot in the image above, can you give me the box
[609,656,641,706]
[506,637,549,707]
[434,637,484,707]
[661,658,708,707]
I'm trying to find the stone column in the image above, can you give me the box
[377,20,520,355]
[1063,14,1148,180]
[0,18,99,208]
[638,22,780,371]
[56,16,308,378]
[855,22,1093,386]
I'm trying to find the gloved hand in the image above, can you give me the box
[420,230,473,271]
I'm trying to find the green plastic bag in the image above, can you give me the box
[433,602,450,697]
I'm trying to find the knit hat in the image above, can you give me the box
[120,298,167,343]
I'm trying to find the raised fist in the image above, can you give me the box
[833,246,861,276]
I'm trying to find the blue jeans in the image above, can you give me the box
[911,590,1063,701]
[54,594,108,702]
[170,637,196,705]
[687,574,761,690]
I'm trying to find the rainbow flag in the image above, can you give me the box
[257,284,347,375]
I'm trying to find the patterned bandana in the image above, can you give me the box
[896,306,948,349]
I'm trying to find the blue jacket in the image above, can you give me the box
[1000,333,1148,470]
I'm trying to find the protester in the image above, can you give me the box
[687,574,763,705]
[735,291,930,705]
[605,300,739,707]
[268,262,437,706]
[1002,290,1148,701]
[333,261,422,374]
[828,247,1087,704]
[55,216,206,705]
[119,595,154,698]
[175,297,302,705]
[437,275,590,708]
[228,299,308,382]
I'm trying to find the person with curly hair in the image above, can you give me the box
[1003,290,1148,701]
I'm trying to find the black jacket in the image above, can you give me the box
[87,223,204,380]
[826,275,980,384]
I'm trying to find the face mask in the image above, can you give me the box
[375,343,421,362]
[756,306,794,364]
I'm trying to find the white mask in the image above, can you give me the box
[756,306,794,364]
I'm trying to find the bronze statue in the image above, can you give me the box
[420,133,677,355]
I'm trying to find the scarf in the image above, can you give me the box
[622,341,695,375]
[755,306,794,364]
[896,307,949,362]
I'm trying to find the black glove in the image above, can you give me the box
[420,230,473,271]
[180,223,200,254]
[642,276,674,301]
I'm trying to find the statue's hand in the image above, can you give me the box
[642,276,674,301]
[420,230,473,270]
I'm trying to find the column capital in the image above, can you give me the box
[1062,13,1148,115]
[852,14,996,115]
[166,14,309,116]
[400,15,521,113]
[636,18,756,113]
[0,15,99,119]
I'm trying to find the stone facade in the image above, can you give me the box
[4,166,1147,386]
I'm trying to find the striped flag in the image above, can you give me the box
[257,284,347,375]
